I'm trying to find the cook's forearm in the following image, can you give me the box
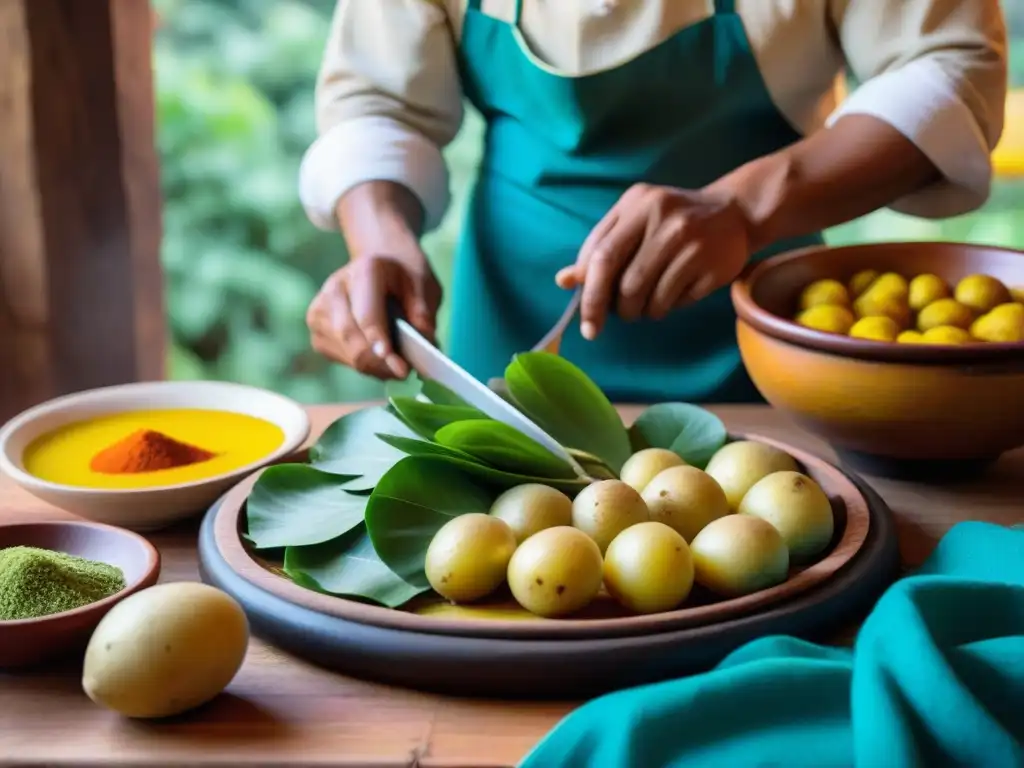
[707,114,940,252]
[336,181,426,265]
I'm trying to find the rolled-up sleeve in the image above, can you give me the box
[827,0,1008,219]
[299,0,464,233]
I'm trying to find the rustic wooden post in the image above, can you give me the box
[0,0,164,424]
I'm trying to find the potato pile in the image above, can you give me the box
[423,440,835,618]
[794,271,1024,344]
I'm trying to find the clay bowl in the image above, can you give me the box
[732,241,1024,480]
[0,521,160,668]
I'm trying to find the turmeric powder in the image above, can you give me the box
[89,429,215,474]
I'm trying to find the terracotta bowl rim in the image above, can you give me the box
[0,520,161,627]
[731,241,1024,365]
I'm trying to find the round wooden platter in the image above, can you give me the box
[197,435,900,697]
[203,435,868,640]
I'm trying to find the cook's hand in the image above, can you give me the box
[306,252,442,379]
[556,184,753,340]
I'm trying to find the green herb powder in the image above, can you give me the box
[0,546,126,621]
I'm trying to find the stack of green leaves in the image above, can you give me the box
[245,352,728,608]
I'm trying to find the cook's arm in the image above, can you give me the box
[706,0,1007,251]
[298,0,464,247]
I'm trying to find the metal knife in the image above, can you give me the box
[392,318,589,480]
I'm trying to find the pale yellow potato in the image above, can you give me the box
[507,527,603,617]
[571,479,649,553]
[704,441,799,511]
[603,522,694,614]
[489,483,572,544]
[641,465,729,542]
[82,583,249,719]
[426,513,517,603]
[619,448,686,493]
[738,471,834,562]
[690,515,790,598]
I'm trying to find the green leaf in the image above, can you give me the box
[377,434,588,494]
[421,379,469,407]
[434,419,576,479]
[365,456,496,587]
[504,352,632,472]
[246,464,366,549]
[283,524,427,608]
[628,403,728,469]
[388,396,487,440]
[309,406,418,492]
[376,433,478,462]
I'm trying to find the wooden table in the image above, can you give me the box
[1,404,1021,767]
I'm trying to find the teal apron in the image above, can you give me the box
[448,0,824,404]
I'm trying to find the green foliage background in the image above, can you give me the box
[155,0,1024,403]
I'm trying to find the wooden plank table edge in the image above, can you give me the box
[1,404,1021,767]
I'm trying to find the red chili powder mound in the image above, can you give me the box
[89,429,216,475]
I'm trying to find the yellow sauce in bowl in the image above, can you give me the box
[23,409,285,489]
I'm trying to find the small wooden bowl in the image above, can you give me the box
[0,521,161,668]
[732,241,1024,480]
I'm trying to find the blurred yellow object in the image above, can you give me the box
[907,274,950,312]
[955,274,1012,314]
[849,316,900,342]
[853,291,911,329]
[896,330,925,344]
[1008,286,1024,304]
[917,298,974,332]
[920,326,972,345]
[796,305,855,335]
[993,90,1024,178]
[848,270,879,298]
[799,279,850,310]
[868,272,909,301]
[970,303,1024,343]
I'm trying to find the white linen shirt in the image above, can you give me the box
[299,0,1008,233]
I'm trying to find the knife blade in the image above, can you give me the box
[392,319,589,480]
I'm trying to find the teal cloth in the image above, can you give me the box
[521,522,1024,768]
[449,0,824,404]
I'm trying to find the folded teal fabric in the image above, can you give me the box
[521,522,1024,768]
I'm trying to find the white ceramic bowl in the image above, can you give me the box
[0,381,310,531]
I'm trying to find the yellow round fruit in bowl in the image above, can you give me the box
[920,326,972,345]
[970,303,1024,343]
[1011,286,1024,304]
[849,315,900,342]
[916,298,974,332]
[867,272,909,300]
[853,292,911,330]
[847,269,879,298]
[896,330,925,344]
[955,275,1011,314]
[798,279,850,310]
[796,305,855,335]
[908,273,950,311]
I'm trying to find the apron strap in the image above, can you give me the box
[512,0,523,25]
[467,0,483,9]
[713,0,735,14]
